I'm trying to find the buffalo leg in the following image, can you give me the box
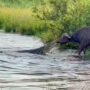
[78,45,85,55]
[83,48,87,54]
[78,44,87,56]
[78,46,83,55]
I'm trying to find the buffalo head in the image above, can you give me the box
[57,33,71,44]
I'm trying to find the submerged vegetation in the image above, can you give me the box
[0,0,89,44]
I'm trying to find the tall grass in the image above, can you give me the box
[0,0,43,8]
[0,7,33,30]
[0,7,50,42]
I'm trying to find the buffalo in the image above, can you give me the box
[57,27,90,56]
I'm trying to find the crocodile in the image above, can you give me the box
[17,40,57,55]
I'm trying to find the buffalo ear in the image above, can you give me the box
[63,33,71,39]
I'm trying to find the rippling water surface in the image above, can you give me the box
[0,31,90,90]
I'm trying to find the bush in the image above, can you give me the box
[34,0,89,44]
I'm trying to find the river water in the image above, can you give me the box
[0,31,90,90]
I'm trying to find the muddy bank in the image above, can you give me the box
[0,31,90,90]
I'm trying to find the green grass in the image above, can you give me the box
[0,7,56,43]
[85,49,90,59]
[0,0,43,8]
[0,7,47,33]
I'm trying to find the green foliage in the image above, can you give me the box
[0,0,89,46]
[49,0,68,20]
[49,0,88,32]
[34,0,89,45]
[0,0,43,8]
[17,20,47,35]
[85,49,90,59]
[86,0,90,26]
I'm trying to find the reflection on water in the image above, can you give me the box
[0,32,90,90]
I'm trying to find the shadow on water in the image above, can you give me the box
[0,32,90,90]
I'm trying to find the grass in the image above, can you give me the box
[0,0,43,8]
[0,7,34,31]
[0,7,55,43]
[85,49,90,59]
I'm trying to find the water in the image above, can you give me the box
[0,31,90,90]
